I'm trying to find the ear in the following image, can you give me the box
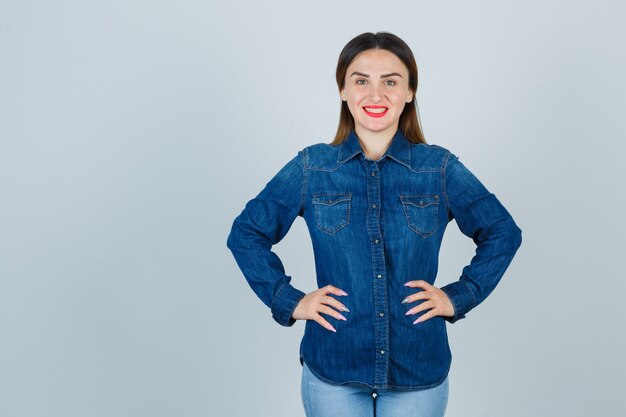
[406,90,414,103]
[340,89,347,102]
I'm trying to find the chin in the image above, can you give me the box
[359,122,393,133]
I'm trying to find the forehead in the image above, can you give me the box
[347,49,408,75]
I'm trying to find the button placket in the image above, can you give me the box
[365,160,390,385]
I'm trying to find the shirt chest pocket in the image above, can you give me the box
[399,194,439,238]
[312,193,352,235]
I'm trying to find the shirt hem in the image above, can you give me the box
[300,353,451,391]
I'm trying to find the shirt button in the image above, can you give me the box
[372,204,377,208]
[380,350,385,355]
[376,274,382,279]
[371,172,376,176]
[379,312,384,317]
[374,239,379,244]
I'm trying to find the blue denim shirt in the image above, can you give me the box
[226,128,522,390]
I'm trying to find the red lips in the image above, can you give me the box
[363,106,388,118]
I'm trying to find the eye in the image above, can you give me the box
[356,79,367,85]
[385,79,397,86]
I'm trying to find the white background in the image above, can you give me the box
[1,1,625,416]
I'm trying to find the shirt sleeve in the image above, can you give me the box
[226,151,307,327]
[439,152,523,324]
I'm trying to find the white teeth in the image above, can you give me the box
[364,107,387,114]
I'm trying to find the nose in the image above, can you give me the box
[369,82,383,102]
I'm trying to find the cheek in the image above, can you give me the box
[347,102,364,119]
[347,92,367,105]
[346,95,366,112]
[389,91,410,104]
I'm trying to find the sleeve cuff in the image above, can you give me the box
[271,282,307,327]
[440,280,476,324]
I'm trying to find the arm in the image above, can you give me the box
[439,152,523,324]
[226,151,307,327]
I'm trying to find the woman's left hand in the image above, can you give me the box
[402,280,455,324]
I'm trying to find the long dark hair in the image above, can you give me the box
[331,32,427,145]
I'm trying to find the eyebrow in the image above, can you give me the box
[349,71,403,78]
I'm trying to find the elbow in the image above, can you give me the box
[504,221,522,255]
[226,215,266,251]
[511,222,522,251]
[484,217,522,254]
[226,218,241,251]
[226,230,235,251]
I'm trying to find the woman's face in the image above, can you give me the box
[340,48,414,138]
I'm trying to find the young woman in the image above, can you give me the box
[227,31,522,417]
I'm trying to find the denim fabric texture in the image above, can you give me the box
[226,128,522,390]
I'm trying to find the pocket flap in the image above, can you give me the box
[312,193,352,206]
[399,194,439,208]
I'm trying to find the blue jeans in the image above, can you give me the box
[301,361,449,417]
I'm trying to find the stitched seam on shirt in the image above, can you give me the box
[300,149,307,214]
[442,151,452,215]
[271,281,287,312]
[460,279,477,308]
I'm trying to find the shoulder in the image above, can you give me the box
[409,142,453,170]
[302,141,336,156]
[414,142,451,154]
[300,142,342,171]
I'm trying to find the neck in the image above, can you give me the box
[355,124,398,161]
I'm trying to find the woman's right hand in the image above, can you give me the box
[291,285,350,332]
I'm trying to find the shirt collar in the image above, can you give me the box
[337,129,411,167]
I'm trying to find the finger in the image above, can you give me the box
[413,311,436,324]
[323,295,350,312]
[404,280,430,289]
[323,284,349,297]
[314,314,337,332]
[401,291,429,304]
[319,304,347,321]
[405,300,434,316]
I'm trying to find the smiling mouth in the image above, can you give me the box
[363,106,388,118]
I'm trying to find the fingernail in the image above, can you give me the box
[341,306,350,312]
[401,297,410,304]
[413,317,423,324]
[405,310,412,316]
[338,314,347,321]
[329,325,337,332]
[339,290,348,296]
[404,282,410,286]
